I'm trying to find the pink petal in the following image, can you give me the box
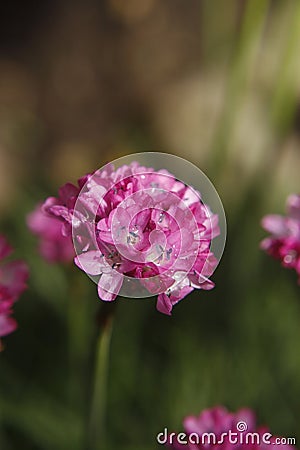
[74,251,108,275]
[261,215,287,236]
[0,314,17,337]
[156,293,172,315]
[0,236,12,260]
[98,271,123,301]
[260,237,277,252]
[234,408,256,431]
[0,261,29,300]
[58,183,79,206]
[48,205,72,224]
[287,194,300,220]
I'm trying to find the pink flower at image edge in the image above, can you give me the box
[163,406,296,449]
[27,203,74,263]
[261,194,300,283]
[0,235,29,347]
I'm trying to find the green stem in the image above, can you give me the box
[67,272,91,414]
[88,304,115,450]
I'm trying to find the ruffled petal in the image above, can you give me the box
[98,271,123,301]
[74,251,108,275]
[261,214,287,236]
[0,314,17,338]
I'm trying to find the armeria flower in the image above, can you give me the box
[41,162,220,314]
[0,235,29,348]
[163,406,296,449]
[261,194,300,283]
[27,203,74,263]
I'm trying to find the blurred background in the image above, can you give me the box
[0,0,300,449]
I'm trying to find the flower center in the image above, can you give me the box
[127,230,140,245]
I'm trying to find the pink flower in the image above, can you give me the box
[42,162,220,314]
[0,235,29,347]
[261,194,300,283]
[27,203,74,263]
[163,406,296,449]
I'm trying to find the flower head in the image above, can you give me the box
[27,203,74,263]
[261,194,300,283]
[0,235,29,348]
[42,161,220,314]
[164,406,296,449]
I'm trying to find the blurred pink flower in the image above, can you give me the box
[261,194,300,283]
[0,235,29,347]
[27,203,74,263]
[42,162,220,314]
[163,406,296,449]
